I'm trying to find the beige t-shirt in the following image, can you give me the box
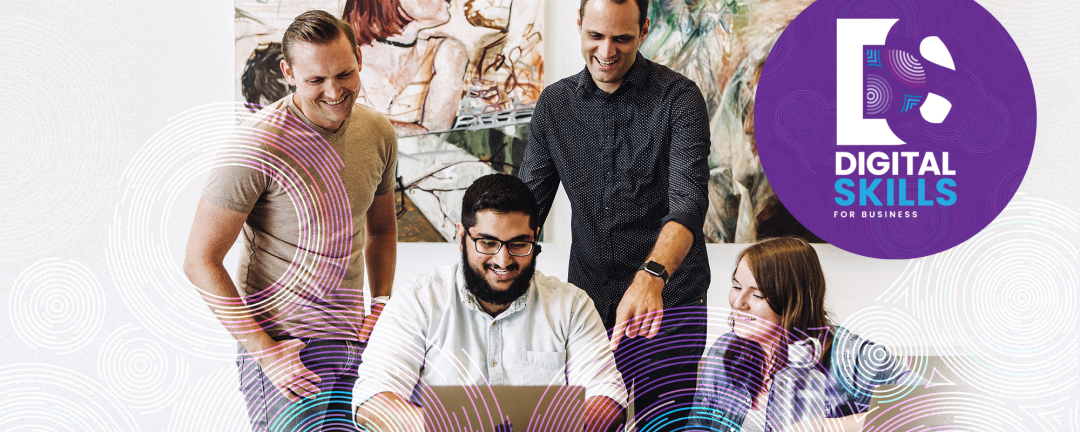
[203,95,397,340]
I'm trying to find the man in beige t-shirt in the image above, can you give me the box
[184,10,396,432]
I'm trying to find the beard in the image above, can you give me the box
[460,242,535,306]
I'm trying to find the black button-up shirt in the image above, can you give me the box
[518,53,711,327]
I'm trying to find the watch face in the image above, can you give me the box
[643,261,666,281]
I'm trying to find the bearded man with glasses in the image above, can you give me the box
[352,174,627,432]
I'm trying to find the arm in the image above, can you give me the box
[517,91,561,227]
[565,292,628,429]
[611,81,711,348]
[814,330,916,431]
[365,192,397,298]
[352,283,428,423]
[843,330,920,403]
[359,191,397,342]
[610,222,694,348]
[791,338,901,432]
[354,391,423,432]
[183,197,320,401]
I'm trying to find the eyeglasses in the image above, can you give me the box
[465,231,536,256]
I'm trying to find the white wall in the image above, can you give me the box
[1,0,1077,429]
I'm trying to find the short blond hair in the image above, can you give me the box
[281,10,359,65]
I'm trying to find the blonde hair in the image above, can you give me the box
[282,10,359,65]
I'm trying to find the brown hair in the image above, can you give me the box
[734,237,834,394]
[342,0,414,46]
[281,10,360,65]
[579,0,649,28]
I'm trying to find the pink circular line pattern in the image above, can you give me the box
[107,102,357,359]
[865,74,892,115]
[886,49,927,87]
[215,116,359,337]
[416,384,590,430]
[527,385,586,431]
[166,367,252,431]
[356,315,621,431]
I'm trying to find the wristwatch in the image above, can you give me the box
[638,260,669,284]
[372,296,390,305]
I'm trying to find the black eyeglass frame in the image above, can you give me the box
[464,230,538,257]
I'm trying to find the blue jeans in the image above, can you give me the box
[237,339,365,431]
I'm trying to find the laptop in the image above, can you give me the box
[420,385,586,432]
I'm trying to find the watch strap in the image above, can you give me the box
[638,261,669,284]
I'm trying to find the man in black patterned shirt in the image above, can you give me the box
[517,0,710,429]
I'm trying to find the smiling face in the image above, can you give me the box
[280,34,361,131]
[457,210,538,310]
[578,0,649,94]
[729,257,784,346]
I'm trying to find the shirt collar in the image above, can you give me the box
[575,51,650,96]
[455,263,532,319]
[623,51,649,88]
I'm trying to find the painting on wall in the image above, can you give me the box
[642,0,823,243]
[235,0,543,241]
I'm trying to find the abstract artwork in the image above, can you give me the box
[641,0,822,243]
[235,0,543,241]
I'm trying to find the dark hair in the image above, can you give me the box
[281,10,359,65]
[579,0,648,28]
[241,43,295,111]
[729,237,834,398]
[342,0,414,46]
[461,174,541,232]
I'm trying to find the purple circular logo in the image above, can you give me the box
[755,0,1036,259]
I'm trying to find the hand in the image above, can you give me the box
[254,339,321,402]
[610,270,665,351]
[583,396,625,432]
[358,302,385,343]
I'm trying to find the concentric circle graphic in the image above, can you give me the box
[97,325,190,413]
[107,102,355,359]
[755,0,1037,259]
[0,364,139,430]
[872,195,1078,400]
[838,306,932,402]
[8,259,105,354]
[864,391,1034,432]
[866,75,892,115]
[165,366,250,431]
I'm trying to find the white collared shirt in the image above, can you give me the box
[352,263,627,408]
